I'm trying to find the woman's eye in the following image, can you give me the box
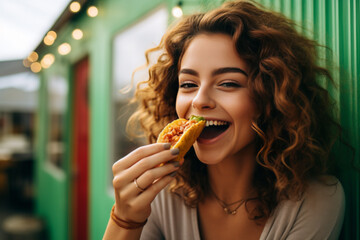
[179,82,197,89]
[219,81,242,88]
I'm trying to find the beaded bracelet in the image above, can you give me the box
[111,205,148,230]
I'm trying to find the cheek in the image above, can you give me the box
[175,94,189,118]
[228,95,257,121]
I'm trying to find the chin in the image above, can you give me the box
[193,145,227,165]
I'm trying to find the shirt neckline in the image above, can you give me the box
[190,205,273,239]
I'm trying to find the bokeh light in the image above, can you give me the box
[44,31,57,46]
[41,54,55,69]
[87,6,98,17]
[30,62,42,73]
[171,6,183,18]
[58,43,71,55]
[69,1,81,13]
[27,52,38,62]
[72,29,83,40]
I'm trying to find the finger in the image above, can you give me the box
[122,162,179,197]
[112,143,171,173]
[127,148,180,180]
[137,161,180,190]
[130,175,176,208]
[112,148,179,191]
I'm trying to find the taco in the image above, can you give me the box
[157,115,205,164]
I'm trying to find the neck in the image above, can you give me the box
[206,146,257,203]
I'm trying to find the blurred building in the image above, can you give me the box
[0,59,39,238]
[1,0,358,240]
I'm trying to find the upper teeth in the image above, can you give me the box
[206,120,228,127]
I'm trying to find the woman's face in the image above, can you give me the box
[176,33,257,165]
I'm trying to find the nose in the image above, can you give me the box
[191,86,216,110]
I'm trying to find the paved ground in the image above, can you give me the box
[0,192,35,239]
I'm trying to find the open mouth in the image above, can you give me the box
[198,120,230,140]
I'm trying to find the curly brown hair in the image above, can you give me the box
[128,0,339,220]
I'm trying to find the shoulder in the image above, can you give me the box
[294,176,345,238]
[303,175,345,211]
[299,176,345,230]
[278,175,345,216]
[261,176,345,240]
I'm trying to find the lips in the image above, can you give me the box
[198,120,230,140]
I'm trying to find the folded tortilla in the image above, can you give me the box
[157,115,205,164]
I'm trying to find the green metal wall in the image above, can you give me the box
[34,0,359,239]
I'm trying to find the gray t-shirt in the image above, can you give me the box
[140,177,345,240]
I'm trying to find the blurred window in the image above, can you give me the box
[0,111,34,159]
[47,76,68,169]
[111,7,168,168]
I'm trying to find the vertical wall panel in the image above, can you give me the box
[291,1,303,31]
[313,0,328,89]
[350,0,360,237]
[273,0,282,12]
[325,0,340,101]
[300,0,313,39]
[336,2,353,238]
[282,0,291,18]
[338,0,360,238]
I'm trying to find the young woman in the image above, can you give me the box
[103,1,345,239]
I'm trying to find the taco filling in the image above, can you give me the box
[161,119,199,146]
[157,115,205,164]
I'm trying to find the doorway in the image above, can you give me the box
[71,56,89,240]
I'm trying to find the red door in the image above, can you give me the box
[72,57,89,240]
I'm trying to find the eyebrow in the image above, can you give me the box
[179,67,248,77]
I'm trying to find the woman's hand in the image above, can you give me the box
[112,143,180,223]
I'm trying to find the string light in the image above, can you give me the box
[47,31,57,39]
[30,62,42,73]
[27,52,38,62]
[44,31,57,46]
[58,43,71,55]
[172,1,183,18]
[41,54,55,69]
[69,1,81,13]
[87,6,98,17]
[72,29,83,40]
[23,59,31,68]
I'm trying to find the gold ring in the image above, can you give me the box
[134,178,145,192]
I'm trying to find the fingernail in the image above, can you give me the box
[170,148,180,155]
[172,161,180,167]
[169,171,177,177]
[163,143,171,150]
